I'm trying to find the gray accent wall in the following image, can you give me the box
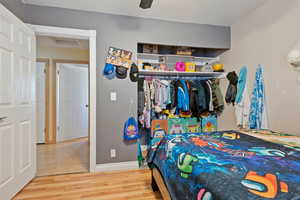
[24,5,230,164]
[0,0,25,20]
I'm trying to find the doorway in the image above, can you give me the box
[36,36,90,176]
[56,62,89,143]
[32,25,97,176]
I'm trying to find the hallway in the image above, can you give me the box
[37,137,89,176]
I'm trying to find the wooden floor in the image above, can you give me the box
[13,169,162,200]
[37,137,89,176]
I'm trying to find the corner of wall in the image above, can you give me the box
[0,0,26,20]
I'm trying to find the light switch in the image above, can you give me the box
[110,149,116,158]
[110,92,117,101]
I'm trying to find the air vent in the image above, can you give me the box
[52,37,80,47]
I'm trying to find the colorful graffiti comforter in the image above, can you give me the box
[148,131,300,200]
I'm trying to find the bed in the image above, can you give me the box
[148,130,300,200]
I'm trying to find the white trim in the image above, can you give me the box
[95,161,139,172]
[55,64,60,142]
[29,24,95,40]
[89,32,97,172]
[29,24,97,173]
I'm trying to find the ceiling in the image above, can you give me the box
[37,36,89,50]
[23,0,267,26]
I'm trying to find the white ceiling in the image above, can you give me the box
[23,0,267,26]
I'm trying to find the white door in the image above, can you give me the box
[57,63,88,142]
[0,4,36,200]
[36,62,46,144]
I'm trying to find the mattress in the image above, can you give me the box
[240,129,300,151]
[148,130,300,200]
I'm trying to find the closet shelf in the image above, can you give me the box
[137,53,219,61]
[138,69,227,80]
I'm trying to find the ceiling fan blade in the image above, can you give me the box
[140,0,154,9]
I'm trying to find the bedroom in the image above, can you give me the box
[0,0,300,200]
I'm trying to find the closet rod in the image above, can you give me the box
[138,70,227,79]
[138,75,218,80]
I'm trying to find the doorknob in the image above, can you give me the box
[0,117,7,121]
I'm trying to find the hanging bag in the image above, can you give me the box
[123,100,139,141]
[123,117,139,140]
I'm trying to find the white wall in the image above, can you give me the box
[221,0,300,135]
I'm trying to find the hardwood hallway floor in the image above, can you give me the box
[13,169,163,200]
[37,137,89,176]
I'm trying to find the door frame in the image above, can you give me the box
[29,25,97,172]
[55,59,89,143]
[36,58,50,144]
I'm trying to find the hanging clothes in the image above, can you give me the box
[170,80,179,110]
[206,81,214,111]
[153,80,171,113]
[249,65,268,129]
[139,80,154,128]
[225,71,238,105]
[210,79,224,115]
[236,67,247,104]
[201,81,211,112]
[235,66,250,128]
[190,80,208,114]
[138,79,145,115]
[162,80,171,105]
[177,80,190,112]
[138,78,225,128]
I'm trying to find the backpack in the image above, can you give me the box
[123,117,139,141]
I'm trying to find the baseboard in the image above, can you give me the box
[95,161,139,172]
